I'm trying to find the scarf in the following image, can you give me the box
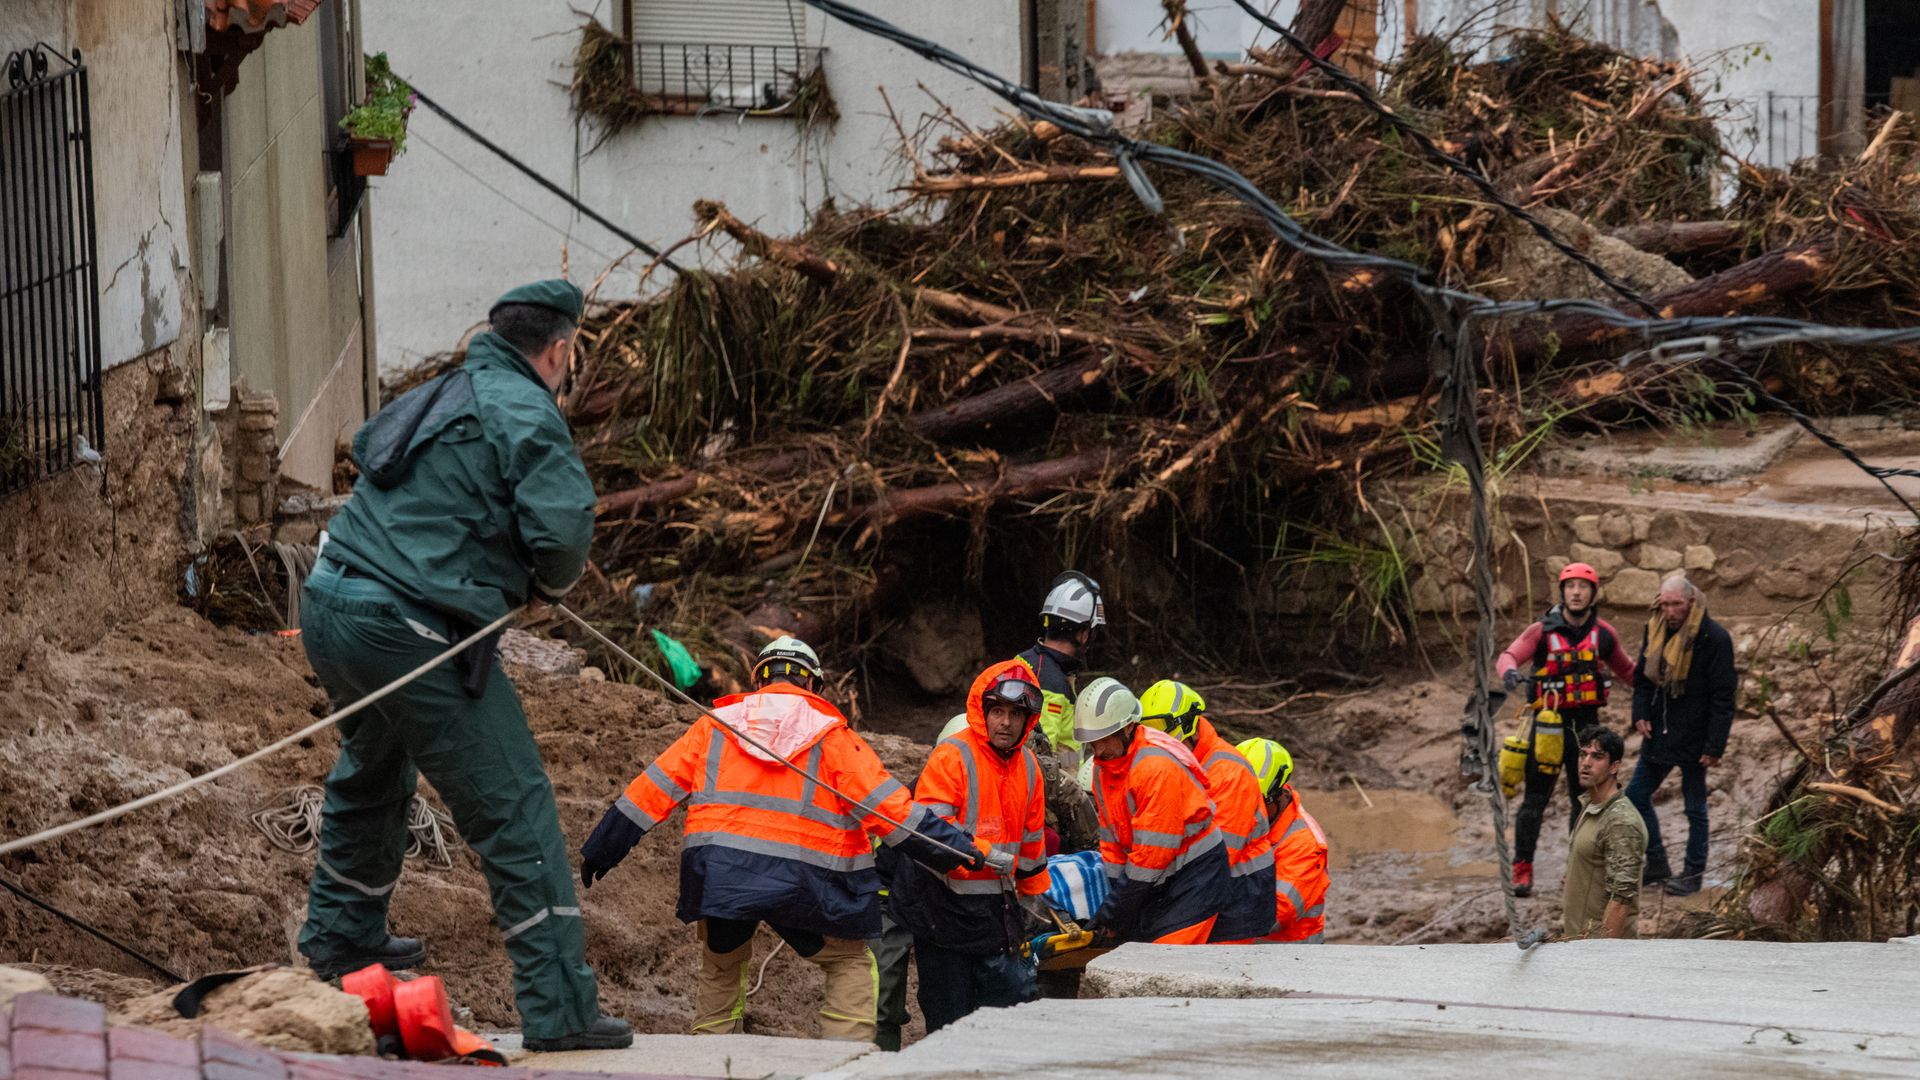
[1643,600,1706,697]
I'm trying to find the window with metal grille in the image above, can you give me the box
[1,45,103,496]
[620,0,825,114]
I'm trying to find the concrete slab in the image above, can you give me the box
[1539,419,1803,483]
[489,1031,873,1078]
[816,995,1920,1079]
[1083,940,1920,1039]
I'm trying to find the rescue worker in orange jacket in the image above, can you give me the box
[1077,677,1232,944]
[1237,738,1328,943]
[578,637,981,1042]
[888,661,1050,1032]
[1139,681,1276,941]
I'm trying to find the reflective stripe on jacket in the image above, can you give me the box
[891,660,1050,954]
[1192,719,1277,940]
[1015,643,1080,753]
[1260,787,1329,944]
[1090,726,1231,941]
[601,683,974,940]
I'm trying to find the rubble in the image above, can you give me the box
[117,967,375,1056]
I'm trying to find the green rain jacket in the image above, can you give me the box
[322,332,595,627]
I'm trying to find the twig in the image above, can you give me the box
[860,295,914,445]
[905,165,1120,193]
[1349,773,1374,809]
[1807,782,1902,814]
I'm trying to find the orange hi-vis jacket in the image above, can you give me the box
[1190,718,1278,940]
[586,683,975,940]
[1261,785,1329,943]
[1091,726,1233,941]
[888,661,1050,954]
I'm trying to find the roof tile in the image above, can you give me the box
[205,0,325,35]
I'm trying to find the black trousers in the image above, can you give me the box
[1512,707,1600,863]
[703,916,825,958]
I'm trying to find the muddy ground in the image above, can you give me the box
[0,595,1854,1040]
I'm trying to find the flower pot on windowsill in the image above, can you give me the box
[350,136,395,177]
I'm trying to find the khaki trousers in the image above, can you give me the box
[693,919,878,1042]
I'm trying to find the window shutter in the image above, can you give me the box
[630,0,807,47]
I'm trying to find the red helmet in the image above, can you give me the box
[1559,562,1600,587]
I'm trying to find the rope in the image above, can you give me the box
[552,604,982,868]
[249,786,457,871]
[0,872,185,983]
[0,607,523,860]
[747,938,787,997]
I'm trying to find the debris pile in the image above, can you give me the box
[397,23,1920,688]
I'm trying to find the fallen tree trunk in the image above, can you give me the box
[1607,220,1746,257]
[905,166,1120,193]
[835,448,1120,528]
[904,355,1114,441]
[595,450,810,517]
[695,200,840,285]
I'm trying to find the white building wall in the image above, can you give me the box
[4,0,190,370]
[1095,0,1821,166]
[363,0,1024,373]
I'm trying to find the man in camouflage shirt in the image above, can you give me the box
[1562,727,1648,938]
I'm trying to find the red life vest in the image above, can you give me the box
[1532,619,1613,709]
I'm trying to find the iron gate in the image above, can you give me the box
[2,44,102,496]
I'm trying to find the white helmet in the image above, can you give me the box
[1073,676,1139,745]
[1075,756,1096,793]
[755,635,822,684]
[1041,571,1105,629]
[937,714,970,742]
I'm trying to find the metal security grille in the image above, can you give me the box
[1,45,103,495]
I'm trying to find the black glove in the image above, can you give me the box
[1502,668,1526,693]
[580,857,612,890]
[1089,925,1121,949]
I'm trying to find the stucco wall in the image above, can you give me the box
[222,16,367,488]
[3,0,190,370]
[362,0,1025,372]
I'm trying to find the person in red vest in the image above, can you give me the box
[1075,677,1231,945]
[888,660,1050,1032]
[1236,738,1328,943]
[1495,561,1637,897]
[1138,680,1276,941]
[578,637,982,1042]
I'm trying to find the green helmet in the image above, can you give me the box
[1139,679,1206,743]
[1072,677,1140,745]
[1236,737,1294,796]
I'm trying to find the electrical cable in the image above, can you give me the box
[552,604,983,868]
[412,129,624,266]
[0,872,185,983]
[409,86,683,275]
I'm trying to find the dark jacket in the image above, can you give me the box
[1631,614,1737,765]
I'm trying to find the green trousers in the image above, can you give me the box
[297,562,599,1039]
[872,913,913,1051]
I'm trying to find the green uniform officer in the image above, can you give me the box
[298,280,630,1052]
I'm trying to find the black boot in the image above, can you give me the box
[308,936,426,980]
[1642,851,1673,886]
[524,1015,634,1052]
[1663,869,1703,896]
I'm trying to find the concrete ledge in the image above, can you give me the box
[819,994,1920,1078]
[1082,940,1920,1037]
[490,1031,874,1078]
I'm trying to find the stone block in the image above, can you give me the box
[239,453,275,485]
[235,490,262,524]
[1631,512,1653,542]
[1494,583,1516,612]
[272,519,320,547]
[1570,514,1603,546]
[239,391,278,414]
[1598,510,1634,547]
[0,966,54,1009]
[1409,574,1449,614]
[1567,543,1626,577]
[1684,545,1716,572]
[1637,544,1683,572]
[1546,555,1570,582]
[238,410,278,432]
[1756,568,1818,601]
[1649,509,1711,547]
[1714,548,1758,588]
[1608,567,1663,608]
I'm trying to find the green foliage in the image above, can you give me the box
[1760,797,1832,862]
[340,52,414,154]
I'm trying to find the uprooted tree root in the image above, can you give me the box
[394,20,1920,692]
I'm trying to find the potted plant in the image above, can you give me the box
[340,52,414,176]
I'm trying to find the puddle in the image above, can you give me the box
[1296,788,1462,871]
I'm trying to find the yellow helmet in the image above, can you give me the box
[1139,679,1206,742]
[937,714,970,743]
[1236,737,1294,796]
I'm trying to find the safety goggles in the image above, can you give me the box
[984,677,1043,715]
